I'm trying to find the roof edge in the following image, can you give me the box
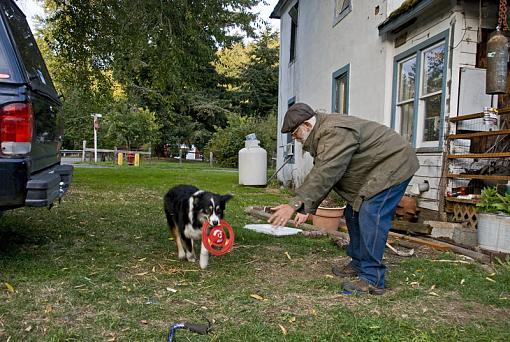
[378,0,434,35]
[270,0,290,19]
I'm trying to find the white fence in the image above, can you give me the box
[61,144,151,163]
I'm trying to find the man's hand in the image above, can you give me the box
[292,213,310,227]
[268,204,295,227]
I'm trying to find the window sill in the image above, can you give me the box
[333,8,351,27]
[415,146,442,153]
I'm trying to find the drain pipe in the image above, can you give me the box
[267,156,293,183]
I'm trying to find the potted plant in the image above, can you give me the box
[476,186,510,253]
[312,193,346,232]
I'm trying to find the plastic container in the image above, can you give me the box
[477,213,510,253]
[239,134,267,186]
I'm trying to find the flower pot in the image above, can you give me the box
[312,206,344,232]
[477,213,510,253]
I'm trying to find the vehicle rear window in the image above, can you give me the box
[0,1,58,98]
[0,16,19,82]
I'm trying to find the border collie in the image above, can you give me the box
[163,184,233,269]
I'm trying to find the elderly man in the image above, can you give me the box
[269,103,419,295]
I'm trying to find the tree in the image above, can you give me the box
[237,28,279,117]
[215,28,279,118]
[40,0,264,150]
[102,99,161,150]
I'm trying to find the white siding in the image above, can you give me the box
[277,0,390,186]
[275,0,491,214]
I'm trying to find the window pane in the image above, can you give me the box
[336,0,351,16]
[422,44,444,95]
[398,57,416,102]
[1,1,57,96]
[335,74,347,114]
[422,94,441,141]
[398,102,414,143]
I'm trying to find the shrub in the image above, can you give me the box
[206,113,276,168]
[476,186,510,215]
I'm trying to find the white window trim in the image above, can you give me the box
[333,0,352,26]
[391,30,449,151]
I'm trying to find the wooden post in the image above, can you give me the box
[210,152,213,168]
[82,140,86,162]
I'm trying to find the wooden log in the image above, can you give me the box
[392,220,432,234]
[244,206,349,239]
[245,207,490,264]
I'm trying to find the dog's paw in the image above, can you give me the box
[186,251,196,262]
[199,259,208,269]
[178,250,186,260]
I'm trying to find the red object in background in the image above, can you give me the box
[127,152,135,165]
[201,219,234,256]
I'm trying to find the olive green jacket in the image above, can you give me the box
[289,113,419,213]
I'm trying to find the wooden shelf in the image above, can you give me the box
[449,108,510,123]
[445,197,479,204]
[447,173,510,181]
[447,152,510,159]
[447,129,510,140]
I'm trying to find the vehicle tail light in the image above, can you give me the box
[0,102,33,155]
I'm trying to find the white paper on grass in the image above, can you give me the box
[243,224,302,236]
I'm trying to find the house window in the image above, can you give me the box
[334,0,351,25]
[332,64,349,114]
[392,31,448,149]
[289,2,298,63]
[285,97,296,163]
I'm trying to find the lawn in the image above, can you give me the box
[1,161,509,341]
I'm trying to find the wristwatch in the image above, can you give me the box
[291,200,303,211]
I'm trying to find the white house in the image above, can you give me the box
[270,0,504,216]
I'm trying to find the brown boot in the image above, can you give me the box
[331,263,358,278]
[341,277,384,295]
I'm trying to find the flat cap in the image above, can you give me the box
[281,103,315,133]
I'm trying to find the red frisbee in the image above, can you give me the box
[201,219,234,256]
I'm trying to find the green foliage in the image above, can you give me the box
[477,186,510,216]
[101,99,161,150]
[237,29,279,117]
[39,0,273,153]
[206,112,276,168]
[216,28,279,118]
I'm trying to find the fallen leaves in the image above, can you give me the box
[4,282,14,293]
[284,251,292,260]
[278,324,287,335]
[250,294,266,301]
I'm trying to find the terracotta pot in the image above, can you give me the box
[312,206,344,232]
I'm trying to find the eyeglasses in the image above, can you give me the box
[291,124,301,138]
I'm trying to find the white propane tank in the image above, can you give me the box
[239,133,267,186]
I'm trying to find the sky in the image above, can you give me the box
[16,0,280,34]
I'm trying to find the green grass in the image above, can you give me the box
[1,161,509,341]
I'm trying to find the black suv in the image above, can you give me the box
[0,0,72,212]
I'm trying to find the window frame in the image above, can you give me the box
[285,97,296,164]
[333,0,352,26]
[289,2,298,63]
[391,30,449,151]
[331,64,350,114]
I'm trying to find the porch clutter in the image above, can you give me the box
[445,107,510,256]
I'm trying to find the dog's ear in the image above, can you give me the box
[221,194,233,203]
[193,192,205,205]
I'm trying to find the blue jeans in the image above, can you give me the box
[344,178,411,288]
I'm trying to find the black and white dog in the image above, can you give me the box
[163,184,233,269]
